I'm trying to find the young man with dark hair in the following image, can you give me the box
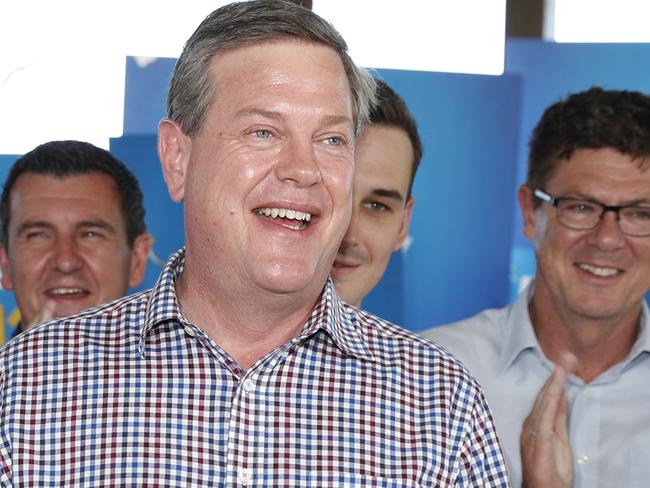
[332,79,422,307]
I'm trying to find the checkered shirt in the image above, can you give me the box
[0,249,509,487]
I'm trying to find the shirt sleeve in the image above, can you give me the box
[455,387,510,487]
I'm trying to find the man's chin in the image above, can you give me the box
[255,272,325,297]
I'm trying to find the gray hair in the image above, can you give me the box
[167,0,376,137]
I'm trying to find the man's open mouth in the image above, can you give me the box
[255,207,312,230]
[46,287,90,298]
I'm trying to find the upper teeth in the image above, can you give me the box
[578,263,619,277]
[256,208,311,221]
[50,288,84,295]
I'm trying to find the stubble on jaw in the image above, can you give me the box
[533,210,550,252]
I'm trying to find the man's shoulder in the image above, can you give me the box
[351,306,484,390]
[423,303,512,342]
[354,306,453,356]
[417,302,516,369]
[0,289,151,364]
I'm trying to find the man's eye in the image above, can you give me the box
[324,136,345,146]
[253,129,272,139]
[25,231,46,240]
[627,207,650,221]
[564,201,597,214]
[81,230,104,239]
[364,202,389,213]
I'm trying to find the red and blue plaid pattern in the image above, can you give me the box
[0,249,509,486]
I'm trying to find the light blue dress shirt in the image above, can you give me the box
[422,282,650,488]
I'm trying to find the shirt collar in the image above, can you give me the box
[499,281,543,374]
[140,248,374,361]
[308,279,375,361]
[140,248,190,351]
[624,300,650,359]
[500,280,650,373]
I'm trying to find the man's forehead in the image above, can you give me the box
[211,38,342,65]
[548,148,644,181]
[354,125,413,195]
[13,170,115,185]
[8,172,123,221]
[209,40,350,95]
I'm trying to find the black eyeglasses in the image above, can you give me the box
[533,188,650,237]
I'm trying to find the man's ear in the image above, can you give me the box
[127,233,153,288]
[158,118,191,202]
[518,184,537,241]
[393,196,415,252]
[0,246,14,291]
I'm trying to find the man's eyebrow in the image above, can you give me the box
[574,194,650,206]
[369,188,405,202]
[320,114,353,128]
[235,108,284,121]
[15,219,118,235]
[15,221,54,235]
[235,109,352,128]
[76,220,118,233]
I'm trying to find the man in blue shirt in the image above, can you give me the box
[331,79,421,309]
[424,87,650,487]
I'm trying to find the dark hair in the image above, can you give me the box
[368,79,423,199]
[0,140,147,247]
[167,0,376,137]
[527,87,650,205]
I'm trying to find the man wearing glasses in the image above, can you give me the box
[423,87,650,487]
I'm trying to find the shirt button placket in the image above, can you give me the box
[242,377,255,394]
[238,467,253,486]
[240,375,259,486]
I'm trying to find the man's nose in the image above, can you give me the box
[50,236,84,273]
[587,209,626,251]
[275,138,322,187]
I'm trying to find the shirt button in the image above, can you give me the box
[184,325,196,338]
[238,467,252,485]
[583,387,591,398]
[576,455,589,465]
[242,378,255,393]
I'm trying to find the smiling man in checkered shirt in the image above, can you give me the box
[0,1,509,486]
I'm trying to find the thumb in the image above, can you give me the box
[556,351,578,375]
[27,300,57,328]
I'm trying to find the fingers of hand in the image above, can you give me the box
[554,391,570,442]
[28,300,57,328]
[556,351,578,374]
[523,367,568,444]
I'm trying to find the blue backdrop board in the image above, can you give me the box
[505,40,650,301]
[0,156,19,343]
[368,69,522,330]
[110,135,185,290]
[123,57,176,136]
[3,43,650,343]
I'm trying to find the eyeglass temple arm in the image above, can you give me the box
[533,188,555,204]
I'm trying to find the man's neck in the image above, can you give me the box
[175,259,322,371]
[529,288,641,383]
